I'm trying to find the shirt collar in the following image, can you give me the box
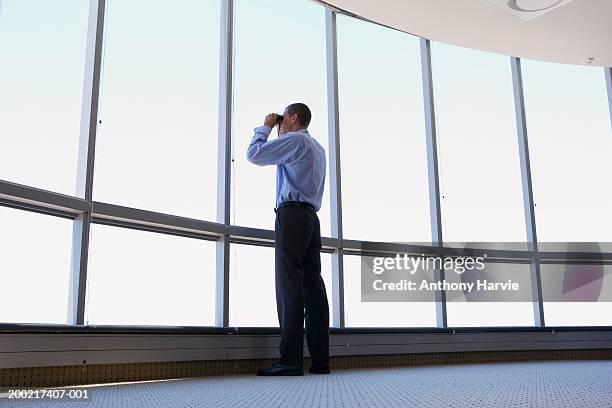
[279,128,309,138]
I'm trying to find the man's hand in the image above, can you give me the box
[264,113,278,128]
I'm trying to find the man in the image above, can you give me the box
[246,102,330,376]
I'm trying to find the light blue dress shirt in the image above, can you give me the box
[246,125,326,212]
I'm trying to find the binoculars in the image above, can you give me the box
[276,114,284,124]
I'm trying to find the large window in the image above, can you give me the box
[3,0,612,332]
[229,244,333,327]
[445,261,535,327]
[343,255,438,327]
[231,0,331,236]
[336,15,430,244]
[86,224,216,326]
[431,42,526,246]
[229,244,276,327]
[0,206,73,324]
[93,0,220,220]
[541,263,612,326]
[522,59,612,243]
[0,0,88,195]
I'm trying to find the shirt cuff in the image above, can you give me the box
[251,125,272,143]
[255,125,272,136]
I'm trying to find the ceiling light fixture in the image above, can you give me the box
[482,0,578,22]
[508,0,563,12]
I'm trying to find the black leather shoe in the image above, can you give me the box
[308,365,330,374]
[256,363,304,376]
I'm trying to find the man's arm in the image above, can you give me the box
[246,125,304,166]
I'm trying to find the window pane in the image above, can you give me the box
[541,263,612,326]
[0,206,72,324]
[0,0,88,195]
[229,244,332,327]
[86,224,216,326]
[522,60,612,242]
[432,42,526,246]
[93,0,220,220]
[337,15,430,243]
[231,0,331,236]
[343,255,438,328]
[445,262,535,327]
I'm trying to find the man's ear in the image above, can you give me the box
[291,113,298,123]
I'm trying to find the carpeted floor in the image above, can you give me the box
[2,360,611,407]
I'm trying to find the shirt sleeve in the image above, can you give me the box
[246,125,304,166]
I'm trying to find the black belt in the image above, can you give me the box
[275,201,315,213]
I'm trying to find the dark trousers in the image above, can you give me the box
[274,206,330,368]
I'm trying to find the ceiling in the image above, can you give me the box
[315,0,612,67]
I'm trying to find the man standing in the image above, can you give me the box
[246,103,330,376]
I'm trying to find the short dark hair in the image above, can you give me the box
[285,102,311,128]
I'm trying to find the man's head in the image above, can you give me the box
[279,102,311,134]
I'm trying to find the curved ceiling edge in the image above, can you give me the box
[313,0,612,67]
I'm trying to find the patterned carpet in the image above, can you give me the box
[2,360,611,407]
